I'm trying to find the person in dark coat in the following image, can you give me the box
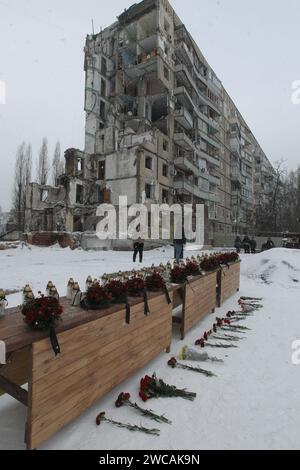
[133,237,144,263]
[265,238,275,250]
[234,236,242,254]
[174,229,186,263]
[250,237,257,254]
[242,236,251,254]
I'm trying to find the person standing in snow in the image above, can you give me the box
[133,237,144,264]
[242,236,251,254]
[174,229,186,263]
[234,236,242,254]
[250,237,257,254]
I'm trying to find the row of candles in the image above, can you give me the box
[0,256,205,315]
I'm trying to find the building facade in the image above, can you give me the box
[25,0,274,246]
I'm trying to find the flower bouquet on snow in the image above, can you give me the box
[145,271,171,305]
[178,345,223,363]
[139,373,196,402]
[170,265,187,284]
[115,392,171,424]
[127,275,150,316]
[80,282,112,310]
[167,357,215,377]
[21,293,63,356]
[96,411,160,436]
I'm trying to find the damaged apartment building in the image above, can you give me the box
[25,0,275,245]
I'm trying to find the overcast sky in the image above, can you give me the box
[0,0,299,211]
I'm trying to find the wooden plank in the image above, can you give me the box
[0,376,28,406]
[25,295,173,449]
[181,272,217,338]
[32,300,172,371]
[28,334,170,449]
[0,290,171,353]
[31,313,171,399]
[0,347,31,396]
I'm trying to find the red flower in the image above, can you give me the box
[139,391,148,402]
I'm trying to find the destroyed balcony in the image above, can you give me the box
[197,149,220,168]
[174,176,218,202]
[174,132,195,152]
[174,86,194,112]
[174,40,194,69]
[199,130,220,150]
[174,107,193,130]
[198,110,219,133]
[229,137,241,157]
[174,156,199,176]
[208,174,220,186]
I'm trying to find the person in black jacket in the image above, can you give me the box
[242,236,251,254]
[133,237,144,263]
[234,236,242,254]
[250,237,257,254]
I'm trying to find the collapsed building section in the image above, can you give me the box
[25,0,275,246]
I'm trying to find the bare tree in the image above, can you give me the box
[25,143,32,187]
[12,142,26,231]
[52,141,62,185]
[37,137,49,185]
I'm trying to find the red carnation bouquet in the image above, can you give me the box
[139,373,196,402]
[217,252,239,265]
[22,294,63,330]
[185,261,201,277]
[81,282,112,310]
[145,272,166,291]
[170,266,187,284]
[106,280,128,303]
[127,276,145,296]
[200,255,220,272]
[22,293,63,356]
[115,392,171,424]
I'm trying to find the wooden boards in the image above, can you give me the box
[25,291,173,449]
[181,272,217,339]
[217,262,241,307]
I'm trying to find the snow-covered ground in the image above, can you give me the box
[0,245,300,450]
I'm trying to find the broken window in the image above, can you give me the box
[162,164,168,177]
[163,139,169,152]
[100,101,105,120]
[98,161,106,180]
[40,190,49,202]
[76,158,84,176]
[101,57,107,75]
[162,189,169,203]
[101,79,106,97]
[76,185,84,204]
[145,156,153,170]
[145,183,153,199]
[163,66,169,81]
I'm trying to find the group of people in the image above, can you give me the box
[132,234,275,265]
[132,232,186,265]
[234,236,257,254]
[235,236,275,254]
